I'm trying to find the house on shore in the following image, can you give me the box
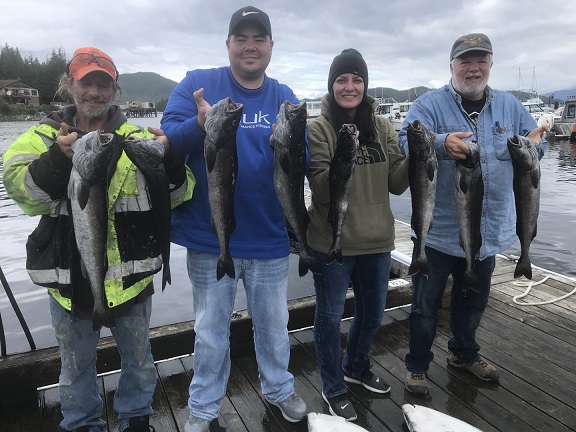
[0,79,41,107]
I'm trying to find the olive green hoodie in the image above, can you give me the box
[307,94,409,255]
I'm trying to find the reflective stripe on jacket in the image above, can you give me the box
[3,119,194,312]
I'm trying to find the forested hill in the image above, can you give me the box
[116,72,178,105]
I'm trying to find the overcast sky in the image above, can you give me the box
[2,0,574,100]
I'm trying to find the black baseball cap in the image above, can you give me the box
[450,33,493,60]
[228,6,272,38]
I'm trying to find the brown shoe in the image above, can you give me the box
[447,352,499,381]
[405,371,429,395]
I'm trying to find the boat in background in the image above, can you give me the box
[306,100,322,121]
[551,95,576,140]
[375,97,401,120]
[390,101,412,132]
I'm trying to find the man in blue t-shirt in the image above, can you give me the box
[161,6,308,431]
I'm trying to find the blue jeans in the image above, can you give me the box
[405,246,495,372]
[50,296,156,432]
[186,250,294,420]
[312,251,390,398]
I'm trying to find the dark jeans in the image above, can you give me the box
[405,246,495,372]
[312,250,390,397]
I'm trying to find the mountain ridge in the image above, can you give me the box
[116,72,576,105]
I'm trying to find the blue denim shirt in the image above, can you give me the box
[398,82,547,260]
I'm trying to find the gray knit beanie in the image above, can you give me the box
[327,48,369,93]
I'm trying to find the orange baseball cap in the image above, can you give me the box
[67,47,118,81]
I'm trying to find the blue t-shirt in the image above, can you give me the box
[161,66,300,258]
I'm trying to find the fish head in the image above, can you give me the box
[71,130,116,181]
[507,135,539,171]
[407,120,436,160]
[205,97,244,146]
[458,139,481,168]
[338,123,359,151]
[123,136,165,167]
[273,100,307,148]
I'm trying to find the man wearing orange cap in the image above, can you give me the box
[2,47,194,431]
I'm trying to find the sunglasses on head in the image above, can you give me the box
[68,53,119,81]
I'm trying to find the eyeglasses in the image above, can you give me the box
[67,53,119,81]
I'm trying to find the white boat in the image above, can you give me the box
[390,101,412,132]
[306,100,322,120]
[550,95,576,140]
[375,97,401,120]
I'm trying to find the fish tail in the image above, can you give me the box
[162,265,172,291]
[463,270,481,292]
[408,256,429,277]
[298,250,322,277]
[327,247,342,264]
[514,255,532,279]
[217,254,235,281]
[91,309,115,331]
[92,313,104,332]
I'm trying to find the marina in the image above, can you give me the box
[1,222,576,431]
[1,119,575,431]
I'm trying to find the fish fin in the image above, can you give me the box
[530,168,540,189]
[425,158,437,181]
[458,173,468,194]
[205,144,217,173]
[298,257,309,277]
[514,256,532,279]
[78,182,92,210]
[217,254,235,281]
[279,151,291,176]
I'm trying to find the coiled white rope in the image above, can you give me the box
[512,275,576,305]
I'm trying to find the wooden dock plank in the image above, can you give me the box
[289,329,394,432]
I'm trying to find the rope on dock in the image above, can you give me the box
[512,275,576,305]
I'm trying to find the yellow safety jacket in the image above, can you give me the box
[2,105,194,315]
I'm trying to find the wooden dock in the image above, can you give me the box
[2,221,576,431]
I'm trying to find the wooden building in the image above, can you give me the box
[0,79,41,107]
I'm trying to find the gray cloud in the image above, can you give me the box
[2,0,574,99]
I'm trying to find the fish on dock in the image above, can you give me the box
[273,100,320,276]
[508,135,541,280]
[406,120,437,276]
[327,124,359,264]
[307,412,370,432]
[123,137,172,290]
[402,404,483,432]
[455,140,484,292]
[204,97,243,280]
[68,130,116,331]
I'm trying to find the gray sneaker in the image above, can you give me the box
[405,371,429,395]
[447,352,500,382]
[183,415,210,432]
[268,392,308,422]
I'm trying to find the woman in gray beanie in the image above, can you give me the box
[306,48,410,420]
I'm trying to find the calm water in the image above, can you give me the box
[1,119,575,355]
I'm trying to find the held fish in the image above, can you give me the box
[68,130,116,331]
[402,404,483,432]
[455,140,484,292]
[273,100,320,276]
[327,124,359,264]
[307,413,370,432]
[508,135,540,279]
[204,97,243,280]
[123,137,172,290]
[407,120,437,276]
